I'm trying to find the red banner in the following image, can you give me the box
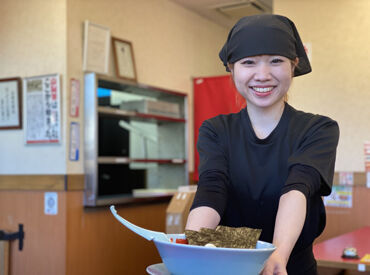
[193,75,245,181]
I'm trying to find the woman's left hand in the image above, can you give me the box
[261,190,307,274]
[260,250,288,275]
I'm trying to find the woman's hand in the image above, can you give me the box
[261,249,288,275]
[261,190,307,275]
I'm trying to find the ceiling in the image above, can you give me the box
[170,0,273,29]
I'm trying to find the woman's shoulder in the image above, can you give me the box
[203,110,244,131]
[286,104,339,135]
[287,104,338,125]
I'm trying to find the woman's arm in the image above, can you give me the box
[185,206,221,231]
[262,190,306,275]
[187,119,228,232]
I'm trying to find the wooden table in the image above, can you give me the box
[313,226,370,272]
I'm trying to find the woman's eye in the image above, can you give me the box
[241,59,255,65]
[271,58,283,64]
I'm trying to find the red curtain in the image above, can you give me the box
[193,75,246,181]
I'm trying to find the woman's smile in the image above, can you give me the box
[250,86,276,97]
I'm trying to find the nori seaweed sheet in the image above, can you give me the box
[185,225,261,249]
[185,229,217,246]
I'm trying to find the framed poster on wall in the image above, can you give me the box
[112,37,137,82]
[70,78,80,117]
[83,21,110,74]
[0,77,22,130]
[24,74,61,144]
[69,122,80,161]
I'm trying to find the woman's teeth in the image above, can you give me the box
[252,87,273,93]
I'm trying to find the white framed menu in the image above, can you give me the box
[83,20,110,74]
[0,77,22,130]
[24,74,61,144]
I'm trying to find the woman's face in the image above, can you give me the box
[230,55,296,110]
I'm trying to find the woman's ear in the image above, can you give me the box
[294,57,299,70]
[227,63,234,75]
[294,57,299,67]
[291,57,299,75]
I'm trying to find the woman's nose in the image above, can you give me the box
[254,63,271,81]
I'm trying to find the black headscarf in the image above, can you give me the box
[219,14,311,77]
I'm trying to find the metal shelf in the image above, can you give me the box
[98,157,187,164]
[98,106,186,123]
[84,72,189,206]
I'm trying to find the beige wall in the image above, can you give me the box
[275,0,370,172]
[0,0,228,175]
[0,0,66,77]
[2,1,369,174]
[1,0,369,173]
[66,0,229,173]
[0,0,67,174]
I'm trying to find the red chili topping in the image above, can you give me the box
[175,239,188,244]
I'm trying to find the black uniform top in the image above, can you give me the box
[191,103,339,274]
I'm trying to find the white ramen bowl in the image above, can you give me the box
[153,233,275,275]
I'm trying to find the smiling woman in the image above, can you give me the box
[186,14,339,275]
[230,55,296,113]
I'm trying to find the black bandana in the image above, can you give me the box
[219,14,311,77]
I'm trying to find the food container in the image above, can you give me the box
[153,233,275,275]
[110,206,275,275]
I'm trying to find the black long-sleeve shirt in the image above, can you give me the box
[191,103,339,274]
